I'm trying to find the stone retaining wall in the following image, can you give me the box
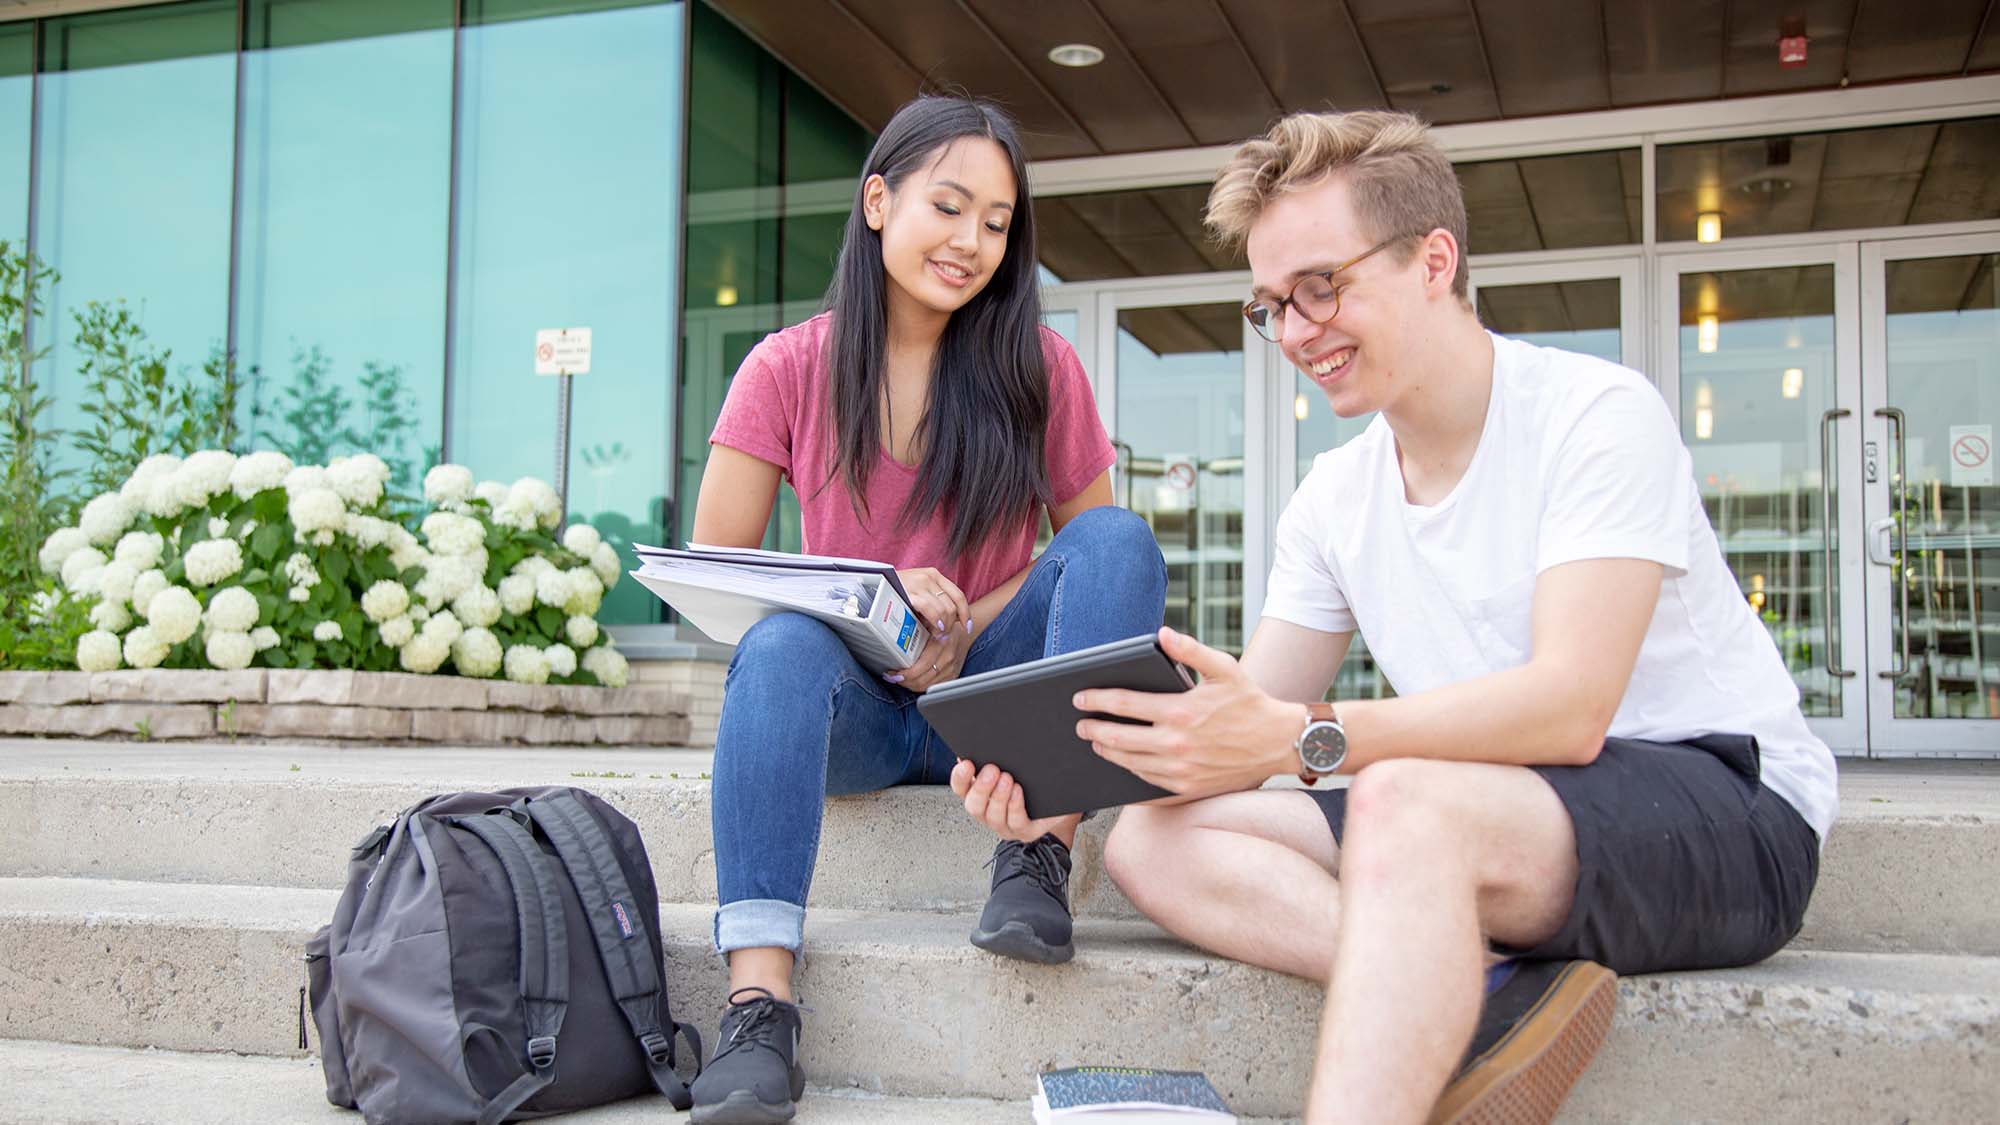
[0,670,691,746]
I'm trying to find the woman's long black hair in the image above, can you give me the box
[819,95,1054,560]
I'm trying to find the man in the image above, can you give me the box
[1070,110,1835,1123]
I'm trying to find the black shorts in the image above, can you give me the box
[1305,734,1822,976]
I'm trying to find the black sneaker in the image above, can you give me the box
[689,987,807,1124]
[969,833,1074,964]
[1431,959,1618,1125]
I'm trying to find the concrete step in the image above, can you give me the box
[1,877,1993,1121]
[4,742,1997,956]
[0,1039,1036,1124]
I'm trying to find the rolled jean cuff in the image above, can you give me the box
[715,898,806,957]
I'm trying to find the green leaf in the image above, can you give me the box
[240,567,269,587]
[322,552,350,585]
[251,522,283,560]
[252,488,287,523]
[534,606,561,636]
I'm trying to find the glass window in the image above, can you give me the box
[676,0,872,559]
[1293,374,1387,700]
[237,0,453,494]
[1456,149,1642,254]
[0,26,30,245]
[32,3,236,472]
[1657,116,2000,242]
[1036,184,1241,283]
[450,0,686,625]
[1475,278,1622,363]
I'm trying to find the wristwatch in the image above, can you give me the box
[1294,702,1347,786]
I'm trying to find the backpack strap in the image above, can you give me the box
[451,811,571,1125]
[517,791,700,1111]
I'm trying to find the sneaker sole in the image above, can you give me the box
[690,1088,799,1125]
[969,919,1075,964]
[1429,961,1618,1125]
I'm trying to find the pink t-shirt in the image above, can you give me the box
[709,311,1115,604]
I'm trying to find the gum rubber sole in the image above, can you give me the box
[969,919,1075,964]
[1430,961,1619,1125]
[690,1088,798,1124]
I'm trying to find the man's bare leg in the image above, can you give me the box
[1307,759,1580,1125]
[1105,791,1341,981]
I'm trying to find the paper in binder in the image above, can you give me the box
[629,544,928,673]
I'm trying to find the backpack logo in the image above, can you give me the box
[612,900,637,940]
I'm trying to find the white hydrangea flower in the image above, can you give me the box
[360,580,410,622]
[229,450,294,499]
[284,465,330,494]
[145,586,202,645]
[312,620,343,642]
[288,487,346,546]
[421,609,463,648]
[582,645,629,689]
[70,566,107,598]
[343,514,396,550]
[515,477,563,529]
[208,517,230,538]
[114,530,165,571]
[284,553,321,590]
[388,527,428,573]
[534,568,573,609]
[474,479,511,508]
[39,527,90,575]
[80,492,135,546]
[89,601,131,634]
[238,519,257,539]
[130,569,169,616]
[183,539,245,587]
[379,614,416,648]
[452,585,502,629]
[544,643,577,678]
[503,644,551,685]
[120,454,182,517]
[452,626,503,678]
[590,541,622,589]
[424,464,475,507]
[512,555,556,579]
[27,589,58,623]
[327,454,389,508]
[561,522,602,556]
[205,629,256,670]
[562,567,604,617]
[97,560,138,607]
[288,585,312,603]
[415,555,478,609]
[250,626,280,651]
[399,632,450,674]
[123,626,170,670]
[497,574,535,616]
[493,494,539,531]
[205,586,259,634]
[61,547,108,591]
[421,511,486,557]
[408,603,431,623]
[77,630,123,673]
[564,615,599,648]
[173,450,237,508]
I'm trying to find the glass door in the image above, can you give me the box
[1094,282,1263,655]
[1656,244,1868,754]
[1862,233,2000,755]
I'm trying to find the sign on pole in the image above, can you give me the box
[535,327,592,376]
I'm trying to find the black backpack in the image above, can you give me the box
[303,787,703,1124]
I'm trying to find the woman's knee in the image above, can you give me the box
[729,612,848,681]
[1050,506,1166,594]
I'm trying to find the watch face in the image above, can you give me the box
[1300,722,1346,772]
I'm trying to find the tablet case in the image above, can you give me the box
[916,634,1192,819]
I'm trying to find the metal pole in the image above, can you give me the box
[554,371,572,520]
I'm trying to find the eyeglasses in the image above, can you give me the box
[1242,235,1409,344]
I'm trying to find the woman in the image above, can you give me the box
[685,95,1166,1124]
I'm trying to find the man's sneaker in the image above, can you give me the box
[689,987,806,1124]
[1430,959,1618,1125]
[969,833,1074,964]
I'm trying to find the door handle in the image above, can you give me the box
[1867,516,1897,566]
[1818,409,1853,679]
[1874,407,1912,682]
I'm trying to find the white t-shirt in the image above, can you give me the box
[1264,333,1838,842]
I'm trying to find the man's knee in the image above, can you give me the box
[1341,759,1467,873]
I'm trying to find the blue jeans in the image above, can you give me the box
[709,505,1168,954]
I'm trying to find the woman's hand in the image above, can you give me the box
[888,621,968,693]
[949,759,1074,842]
[896,567,970,636]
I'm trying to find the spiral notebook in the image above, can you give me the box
[1033,1066,1236,1123]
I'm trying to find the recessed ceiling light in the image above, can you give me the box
[1048,43,1104,68]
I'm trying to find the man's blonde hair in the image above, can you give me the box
[1206,110,1469,299]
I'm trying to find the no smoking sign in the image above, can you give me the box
[1950,425,1993,487]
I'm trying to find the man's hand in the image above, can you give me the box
[949,759,1075,842]
[1074,626,1300,797]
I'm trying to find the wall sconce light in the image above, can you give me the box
[1695,406,1714,440]
[716,285,738,307]
[1697,313,1719,353]
[1696,212,1722,243]
[1294,392,1309,421]
[1781,367,1804,399]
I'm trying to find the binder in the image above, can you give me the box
[629,544,929,673]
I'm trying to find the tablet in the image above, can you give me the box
[916,633,1192,819]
